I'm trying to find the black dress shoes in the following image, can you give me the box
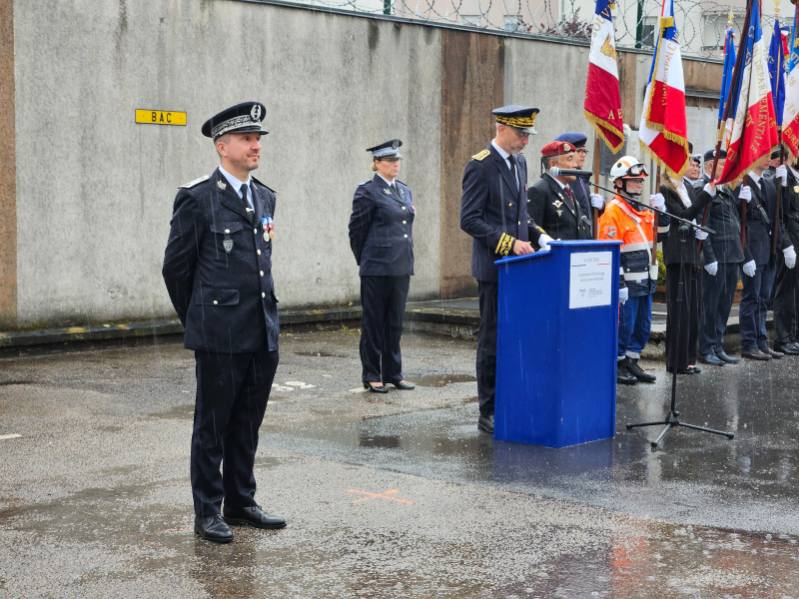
[478,414,494,434]
[390,380,416,390]
[364,382,388,394]
[616,360,638,385]
[715,349,740,364]
[625,358,656,383]
[195,514,233,543]
[775,342,799,355]
[742,348,771,361]
[763,346,784,359]
[699,353,725,366]
[224,505,287,529]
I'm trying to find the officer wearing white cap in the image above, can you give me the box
[163,101,285,543]
[460,104,552,434]
[349,139,416,393]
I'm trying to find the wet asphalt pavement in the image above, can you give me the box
[1,328,798,598]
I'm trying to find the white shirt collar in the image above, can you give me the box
[546,172,567,190]
[219,165,252,197]
[377,174,396,186]
[747,170,762,185]
[491,140,512,162]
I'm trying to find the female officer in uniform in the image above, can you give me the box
[348,139,416,394]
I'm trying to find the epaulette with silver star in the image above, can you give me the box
[178,175,210,189]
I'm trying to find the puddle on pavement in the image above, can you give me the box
[150,404,194,419]
[293,350,349,358]
[413,373,475,387]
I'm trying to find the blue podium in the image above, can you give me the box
[494,240,622,447]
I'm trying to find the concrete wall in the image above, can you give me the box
[5,0,722,328]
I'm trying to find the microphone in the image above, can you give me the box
[549,167,593,178]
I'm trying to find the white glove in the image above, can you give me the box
[784,245,797,269]
[776,164,788,186]
[650,192,666,211]
[739,186,753,203]
[703,182,717,197]
[590,193,605,210]
[619,287,629,304]
[742,260,757,277]
[695,228,709,241]
[704,261,718,276]
[537,233,553,252]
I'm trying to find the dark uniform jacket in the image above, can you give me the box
[661,182,713,267]
[735,174,790,266]
[527,173,592,240]
[701,184,744,265]
[460,145,545,282]
[572,176,596,235]
[162,168,279,353]
[782,168,799,252]
[348,175,414,277]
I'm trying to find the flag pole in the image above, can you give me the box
[774,4,786,256]
[592,135,601,238]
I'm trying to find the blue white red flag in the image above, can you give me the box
[583,0,624,152]
[638,0,689,178]
[718,28,737,125]
[717,0,778,184]
[783,3,799,158]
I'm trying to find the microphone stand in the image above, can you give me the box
[590,180,733,450]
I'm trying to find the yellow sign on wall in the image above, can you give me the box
[135,109,187,126]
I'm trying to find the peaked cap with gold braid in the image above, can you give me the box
[492,105,540,134]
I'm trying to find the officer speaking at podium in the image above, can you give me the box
[460,105,552,434]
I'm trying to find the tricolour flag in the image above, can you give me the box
[717,0,778,184]
[638,0,689,178]
[718,28,737,125]
[583,0,624,153]
[783,2,799,158]
[769,19,786,127]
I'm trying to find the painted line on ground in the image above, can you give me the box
[0,434,22,441]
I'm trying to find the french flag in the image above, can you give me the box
[583,0,624,153]
[639,0,689,178]
[783,1,799,159]
[717,0,778,185]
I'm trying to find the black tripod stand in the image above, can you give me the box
[613,187,735,450]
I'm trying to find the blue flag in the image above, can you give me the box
[769,19,786,127]
[718,28,736,123]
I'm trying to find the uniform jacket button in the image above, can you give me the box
[261,292,266,298]
[212,300,219,305]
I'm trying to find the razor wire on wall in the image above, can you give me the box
[282,0,795,59]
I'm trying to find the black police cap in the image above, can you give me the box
[366,139,403,159]
[202,101,268,139]
[703,148,727,162]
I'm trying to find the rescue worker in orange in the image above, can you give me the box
[598,156,669,385]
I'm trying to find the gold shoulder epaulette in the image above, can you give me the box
[472,149,491,161]
[178,175,210,189]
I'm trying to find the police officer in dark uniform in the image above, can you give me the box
[737,155,793,360]
[554,132,605,235]
[698,149,744,365]
[528,140,593,240]
[772,154,799,354]
[348,139,416,393]
[460,105,551,434]
[162,101,286,543]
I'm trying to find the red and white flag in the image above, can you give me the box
[583,0,624,152]
[638,0,689,178]
[717,0,778,184]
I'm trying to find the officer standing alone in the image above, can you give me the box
[348,139,416,393]
[162,101,286,543]
[460,105,552,433]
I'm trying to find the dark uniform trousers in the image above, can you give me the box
[162,168,280,519]
[193,349,278,516]
[773,171,799,346]
[359,275,410,383]
[698,185,743,356]
[738,175,784,352]
[460,145,545,418]
[348,175,415,385]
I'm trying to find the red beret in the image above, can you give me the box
[541,141,576,158]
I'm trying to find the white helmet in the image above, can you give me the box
[609,156,648,183]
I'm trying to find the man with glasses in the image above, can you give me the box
[460,105,553,434]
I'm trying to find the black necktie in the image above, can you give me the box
[240,184,254,221]
[508,156,519,190]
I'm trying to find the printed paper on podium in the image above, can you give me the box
[569,251,613,309]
